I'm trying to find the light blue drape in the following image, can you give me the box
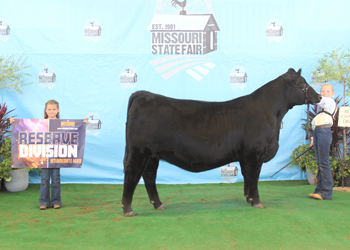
[1,0,349,184]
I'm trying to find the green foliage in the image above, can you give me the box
[330,156,350,187]
[0,137,12,181]
[0,54,32,94]
[291,143,350,186]
[291,143,318,174]
[0,102,14,143]
[0,137,35,182]
[312,46,350,90]
[0,102,14,181]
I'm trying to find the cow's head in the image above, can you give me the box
[282,68,321,105]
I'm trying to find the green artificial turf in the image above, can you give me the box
[0,181,349,250]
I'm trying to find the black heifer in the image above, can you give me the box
[122,68,321,217]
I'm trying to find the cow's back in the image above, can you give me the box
[126,91,242,141]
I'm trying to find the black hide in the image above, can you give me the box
[121,68,320,216]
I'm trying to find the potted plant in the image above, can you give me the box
[290,143,318,185]
[0,103,31,192]
[0,137,12,182]
[0,55,33,191]
[0,137,30,192]
[0,102,14,191]
[291,143,350,186]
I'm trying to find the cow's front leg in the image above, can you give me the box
[143,156,165,210]
[247,180,263,208]
[247,170,264,208]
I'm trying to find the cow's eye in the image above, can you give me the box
[301,83,308,90]
[299,80,307,87]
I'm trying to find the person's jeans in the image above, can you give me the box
[313,128,333,200]
[39,168,62,207]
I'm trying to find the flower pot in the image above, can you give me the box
[4,169,29,192]
[307,171,317,185]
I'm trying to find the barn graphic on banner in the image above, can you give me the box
[120,66,138,89]
[148,14,219,55]
[86,112,102,136]
[84,19,102,43]
[38,66,56,89]
[230,66,247,90]
[266,18,283,42]
[221,163,239,183]
[0,18,10,42]
[148,0,220,81]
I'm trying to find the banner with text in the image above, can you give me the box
[2,0,350,183]
[11,119,86,168]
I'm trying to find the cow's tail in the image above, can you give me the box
[123,92,141,173]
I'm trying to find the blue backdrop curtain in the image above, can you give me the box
[1,0,349,184]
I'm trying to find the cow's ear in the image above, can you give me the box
[282,72,292,82]
[297,68,302,76]
[287,68,296,74]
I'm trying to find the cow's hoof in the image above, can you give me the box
[246,197,252,203]
[156,204,166,210]
[253,203,264,209]
[124,211,136,217]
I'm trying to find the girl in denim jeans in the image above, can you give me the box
[309,84,336,200]
[39,100,62,210]
[10,100,87,210]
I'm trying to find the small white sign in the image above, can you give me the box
[338,107,350,127]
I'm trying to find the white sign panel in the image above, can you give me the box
[338,107,350,127]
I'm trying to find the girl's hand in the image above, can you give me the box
[9,117,14,124]
[310,137,314,147]
[84,118,88,124]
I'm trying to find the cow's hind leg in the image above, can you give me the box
[143,156,165,210]
[240,158,264,209]
[122,149,151,217]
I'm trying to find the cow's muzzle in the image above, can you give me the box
[310,94,322,104]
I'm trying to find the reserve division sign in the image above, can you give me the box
[11,119,87,168]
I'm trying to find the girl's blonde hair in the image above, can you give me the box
[321,83,334,92]
[44,100,60,119]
